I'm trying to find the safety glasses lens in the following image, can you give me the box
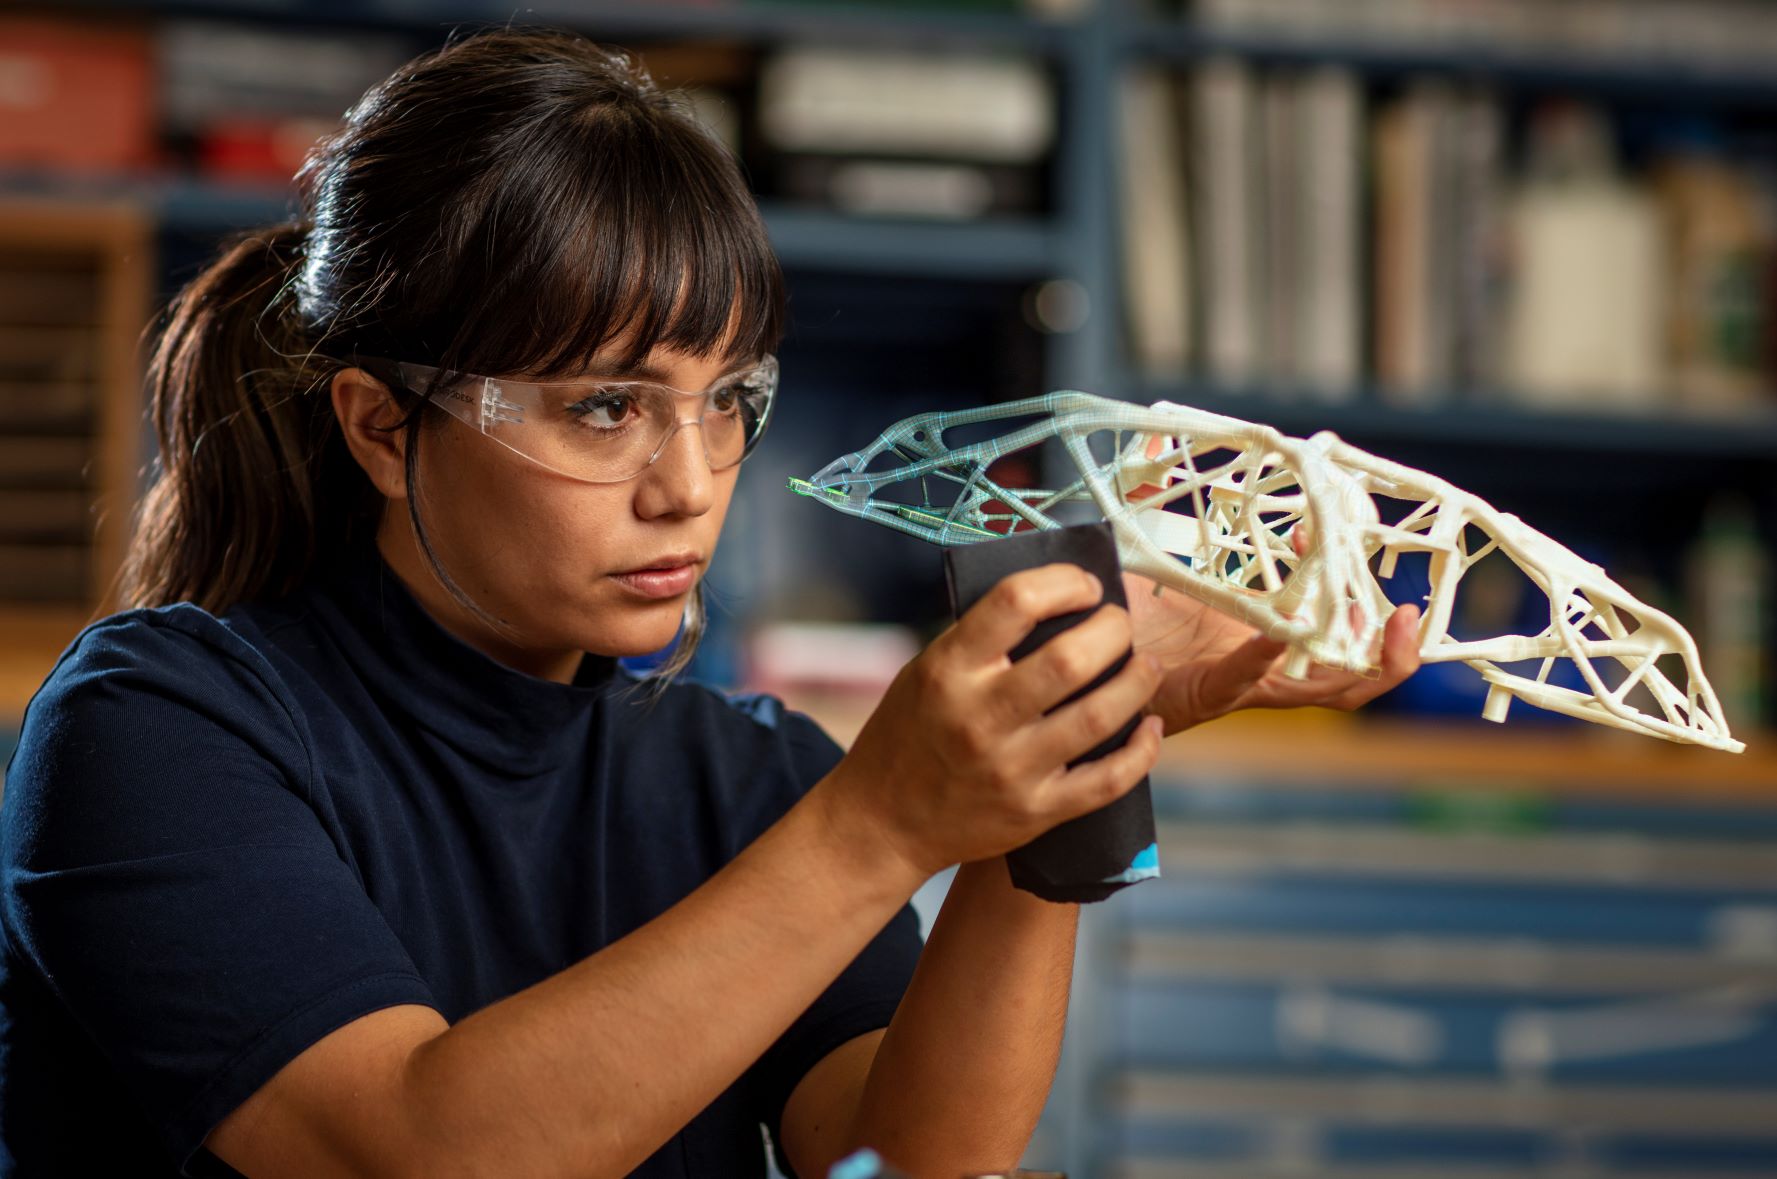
[405,357,776,484]
[528,365,774,481]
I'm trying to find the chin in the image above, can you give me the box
[584,601,693,659]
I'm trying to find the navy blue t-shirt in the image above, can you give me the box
[0,548,922,1177]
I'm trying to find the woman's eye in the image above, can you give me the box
[710,387,740,415]
[570,393,636,428]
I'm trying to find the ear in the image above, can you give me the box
[331,367,410,500]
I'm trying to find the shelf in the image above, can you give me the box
[760,202,1061,279]
[1122,19,1777,107]
[0,172,296,232]
[1111,373,1777,459]
[0,174,1065,279]
[60,0,1077,55]
[1158,711,1777,798]
[788,690,1777,799]
[1110,1069,1777,1138]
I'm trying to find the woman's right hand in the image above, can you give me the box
[820,563,1166,879]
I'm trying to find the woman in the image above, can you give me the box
[0,27,1419,1179]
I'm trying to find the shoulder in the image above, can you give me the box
[6,602,314,871]
[45,601,289,682]
[19,601,306,757]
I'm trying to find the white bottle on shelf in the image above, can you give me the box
[1501,101,1668,412]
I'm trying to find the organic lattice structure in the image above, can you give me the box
[790,392,1742,753]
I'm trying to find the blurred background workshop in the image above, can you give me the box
[4,0,1777,1175]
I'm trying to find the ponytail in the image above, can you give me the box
[120,222,375,612]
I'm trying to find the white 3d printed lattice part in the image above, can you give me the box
[791,391,1743,753]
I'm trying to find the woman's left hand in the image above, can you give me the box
[1125,568,1423,737]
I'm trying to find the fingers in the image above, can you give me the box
[1024,643,1164,770]
[1212,600,1422,716]
[1041,713,1165,824]
[947,563,1104,665]
[995,602,1136,720]
[1321,602,1423,709]
[1380,602,1424,679]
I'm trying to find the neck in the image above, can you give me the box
[373,511,586,685]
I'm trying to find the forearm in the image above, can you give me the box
[398,781,923,1179]
[845,857,1077,1177]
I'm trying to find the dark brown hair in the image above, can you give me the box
[120,26,785,684]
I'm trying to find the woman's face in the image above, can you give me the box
[371,339,750,681]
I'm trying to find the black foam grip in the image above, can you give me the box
[943,521,1157,903]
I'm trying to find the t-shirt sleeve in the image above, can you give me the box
[736,704,925,1178]
[0,611,438,1176]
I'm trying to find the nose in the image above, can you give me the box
[632,416,716,519]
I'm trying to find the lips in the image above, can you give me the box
[614,552,701,575]
[608,553,703,601]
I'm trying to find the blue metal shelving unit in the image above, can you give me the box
[1055,772,1777,1178]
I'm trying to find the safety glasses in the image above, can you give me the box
[360,354,779,484]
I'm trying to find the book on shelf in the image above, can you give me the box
[1291,66,1362,398]
[1258,69,1298,389]
[1372,79,1509,408]
[1653,149,1775,412]
[1117,65,1192,375]
[1372,78,1456,405]
[756,45,1052,219]
[1122,58,1361,399]
[1450,87,1505,396]
[1192,56,1260,386]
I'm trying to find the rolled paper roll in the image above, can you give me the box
[943,520,1160,904]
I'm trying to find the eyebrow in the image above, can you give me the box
[585,355,761,382]
[587,359,670,381]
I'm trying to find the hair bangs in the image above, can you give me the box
[440,99,783,382]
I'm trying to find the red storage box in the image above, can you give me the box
[0,18,155,173]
